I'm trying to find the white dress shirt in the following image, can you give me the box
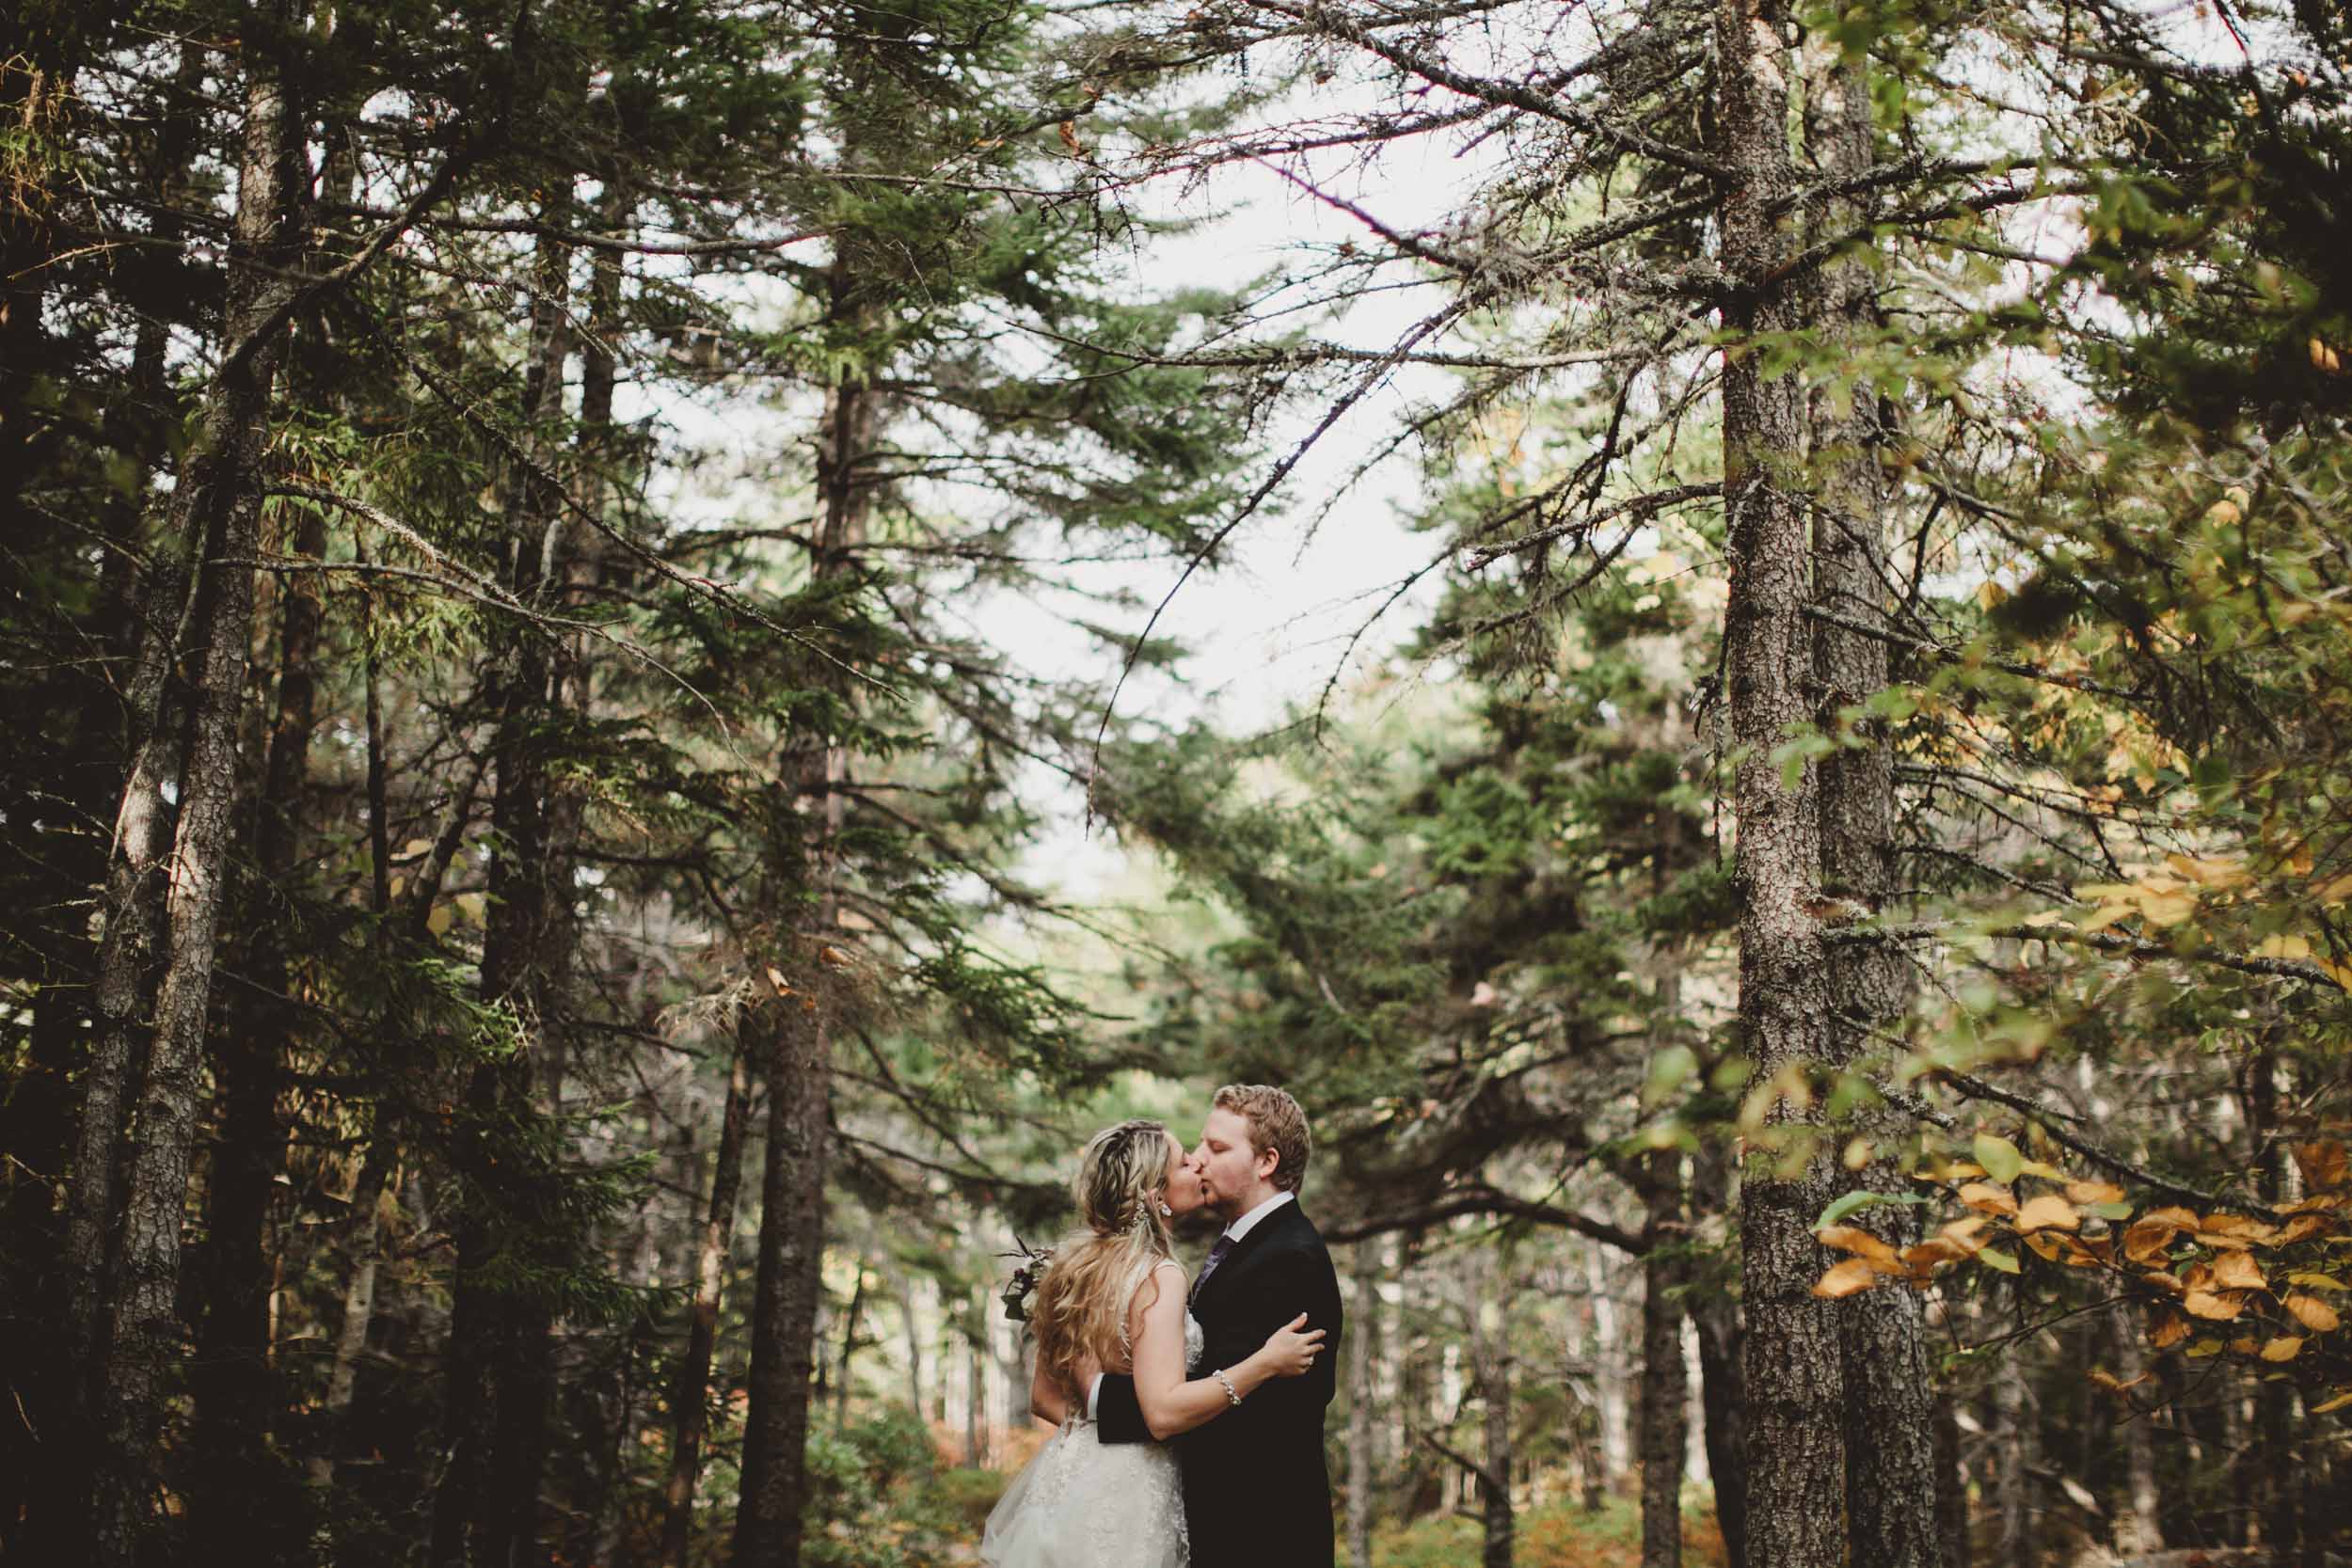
[1086,1191,1295,1418]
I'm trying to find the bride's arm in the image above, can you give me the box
[1129,1262,1323,1441]
[1028,1354,1072,1426]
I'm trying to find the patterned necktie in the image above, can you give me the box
[1190,1234,1236,1307]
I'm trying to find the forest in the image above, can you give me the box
[2,0,2348,1564]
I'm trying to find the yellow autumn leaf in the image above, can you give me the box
[2165,853,2245,887]
[2016,1194,2081,1233]
[1812,1258,1884,1298]
[2285,1293,2343,1333]
[2312,1390,2352,1415]
[2123,1216,2183,1263]
[1960,1181,2019,1217]
[2292,1141,2348,1193]
[2210,1250,2268,1292]
[1941,1215,1991,1247]
[2260,1336,2304,1362]
[2253,934,2312,961]
[2148,1310,2191,1349]
[1903,1239,1970,1269]
[2065,1180,2125,1206]
[2184,1289,2244,1321]
[1817,1225,1903,1271]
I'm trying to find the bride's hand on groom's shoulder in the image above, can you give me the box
[1256,1312,1326,1378]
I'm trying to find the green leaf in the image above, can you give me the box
[1978,1246,2020,1275]
[1643,1045,1699,1108]
[1816,1189,1930,1230]
[1974,1132,2024,1185]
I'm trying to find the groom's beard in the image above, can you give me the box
[1171,1207,1224,1243]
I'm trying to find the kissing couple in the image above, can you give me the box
[982,1085,1345,1568]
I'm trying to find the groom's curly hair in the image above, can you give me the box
[1214,1084,1311,1195]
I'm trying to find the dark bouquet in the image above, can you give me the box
[999,1238,1055,1323]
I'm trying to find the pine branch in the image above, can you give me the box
[1412,1424,1503,1493]
[1924,1070,2247,1212]
[1247,0,1737,183]
[1324,1189,1642,1254]
[1835,919,2344,991]
[1802,604,2146,701]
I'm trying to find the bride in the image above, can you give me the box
[980,1118,1324,1568]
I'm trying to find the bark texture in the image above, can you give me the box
[1689,1144,1746,1568]
[88,20,307,1558]
[1470,1269,1515,1568]
[1716,3,1846,1566]
[660,1031,755,1568]
[729,333,871,1568]
[1639,1156,1688,1568]
[1347,1243,1378,1568]
[189,503,326,1547]
[1804,41,1942,1568]
[311,1137,397,1486]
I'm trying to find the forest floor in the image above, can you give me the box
[889,1443,1728,1568]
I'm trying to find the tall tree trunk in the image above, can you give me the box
[660,1029,755,1568]
[1805,39,1941,1568]
[835,1258,868,1429]
[88,19,308,1559]
[729,288,873,1563]
[1641,825,1690,1568]
[903,1286,927,1420]
[1475,1296,1514,1568]
[1348,1243,1378,1568]
[1688,1142,1746,1568]
[189,499,326,1547]
[1584,1245,1632,1490]
[1992,1356,2031,1565]
[1932,1386,1968,1568]
[312,1136,397,1486]
[314,574,402,1496]
[2246,1044,2296,1560]
[0,36,204,1565]
[2107,1304,2161,1558]
[730,977,843,1566]
[1639,1154,1688,1568]
[966,1312,989,1467]
[1717,1,1845,1564]
[429,214,572,1568]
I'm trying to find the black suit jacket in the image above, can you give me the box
[1095,1200,1344,1567]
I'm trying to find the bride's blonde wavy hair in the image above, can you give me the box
[1028,1119,1178,1400]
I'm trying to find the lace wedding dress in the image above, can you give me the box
[980,1258,1200,1568]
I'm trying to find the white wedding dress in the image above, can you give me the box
[980,1258,1200,1568]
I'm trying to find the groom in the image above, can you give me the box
[1095,1084,1344,1566]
